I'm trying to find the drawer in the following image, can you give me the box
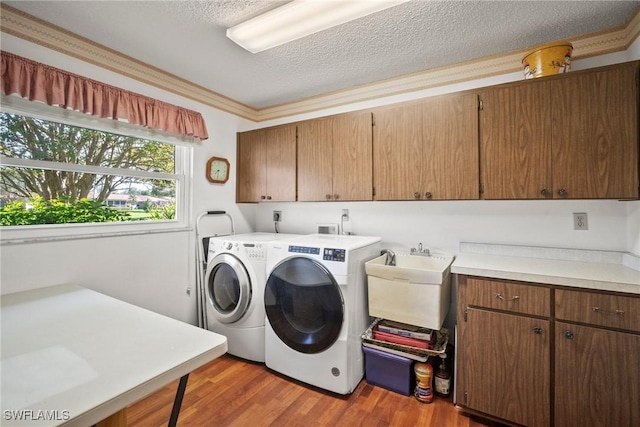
[462,277,550,317]
[555,289,640,332]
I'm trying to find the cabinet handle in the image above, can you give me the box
[414,192,421,199]
[425,192,432,199]
[334,194,339,200]
[557,188,567,197]
[532,326,543,334]
[592,306,624,315]
[564,331,574,340]
[540,188,550,197]
[495,293,520,301]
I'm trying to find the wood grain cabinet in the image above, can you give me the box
[373,93,479,200]
[236,124,297,203]
[297,111,373,201]
[456,276,551,427]
[554,289,640,426]
[480,61,639,200]
[457,276,640,427]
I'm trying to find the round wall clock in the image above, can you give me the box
[206,156,230,184]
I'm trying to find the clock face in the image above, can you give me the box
[206,157,230,183]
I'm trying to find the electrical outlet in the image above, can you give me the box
[342,209,349,221]
[573,212,588,230]
[273,210,282,222]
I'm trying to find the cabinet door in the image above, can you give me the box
[332,111,373,201]
[297,118,333,201]
[555,322,640,426]
[458,309,550,427]
[372,102,423,200]
[551,63,639,199]
[422,93,479,200]
[480,82,552,199]
[264,125,297,201]
[236,129,266,203]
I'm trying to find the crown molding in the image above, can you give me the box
[2,3,639,123]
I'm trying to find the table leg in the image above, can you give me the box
[168,374,189,427]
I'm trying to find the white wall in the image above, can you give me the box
[255,200,631,255]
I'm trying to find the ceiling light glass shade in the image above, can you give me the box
[226,0,410,53]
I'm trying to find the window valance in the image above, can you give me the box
[1,51,208,140]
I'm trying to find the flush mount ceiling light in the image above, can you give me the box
[226,0,410,53]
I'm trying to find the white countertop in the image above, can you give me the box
[451,243,640,295]
[1,284,227,426]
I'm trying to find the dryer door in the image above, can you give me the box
[265,257,344,354]
[206,253,251,324]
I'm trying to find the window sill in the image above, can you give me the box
[1,221,191,246]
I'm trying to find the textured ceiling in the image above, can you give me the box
[3,1,639,110]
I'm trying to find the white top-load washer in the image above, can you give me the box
[204,232,300,362]
[264,234,381,394]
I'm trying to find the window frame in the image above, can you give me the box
[0,94,193,243]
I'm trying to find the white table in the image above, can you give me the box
[1,284,227,426]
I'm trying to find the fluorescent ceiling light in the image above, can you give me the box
[226,0,410,53]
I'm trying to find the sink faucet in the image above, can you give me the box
[411,243,430,257]
[381,249,396,266]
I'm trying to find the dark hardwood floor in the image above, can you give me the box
[127,354,499,427]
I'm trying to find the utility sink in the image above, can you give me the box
[365,253,455,330]
[365,254,454,285]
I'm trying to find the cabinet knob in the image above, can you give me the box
[326,194,331,200]
[334,194,339,200]
[540,188,550,197]
[266,195,272,200]
[564,331,574,340]
[425,192,432,199]
[532,326,543,335]
[557,188,567,197]
[414,192,421,199]
[260,195,266,200]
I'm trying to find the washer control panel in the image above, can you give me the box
[242,243,266,260]
[323,248,345,262]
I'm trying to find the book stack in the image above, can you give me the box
[361,317,448,362]
[373,319,436,349]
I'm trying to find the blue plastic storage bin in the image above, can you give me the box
[362,345,413,395]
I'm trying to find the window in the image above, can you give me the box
[0,96,192,241]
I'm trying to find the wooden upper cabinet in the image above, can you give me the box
[422,93,479,199]
[236,124,296,203]
[236,129,266,203]
[373,102,423,200]
[374,94,479,200]
[481,61,639,200]
[298,111,373,201]
[551,63,639,199]
[480,81,553,199]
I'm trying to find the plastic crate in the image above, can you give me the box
[362,345,413,395]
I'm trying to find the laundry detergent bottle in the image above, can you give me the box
[414,361,434,403]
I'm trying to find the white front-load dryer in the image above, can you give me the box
[204,232,299,362]
[264,234,381,394]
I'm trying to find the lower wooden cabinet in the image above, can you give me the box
[459,308,550,427]
[555,323,640,426]
[456,275,640,427]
